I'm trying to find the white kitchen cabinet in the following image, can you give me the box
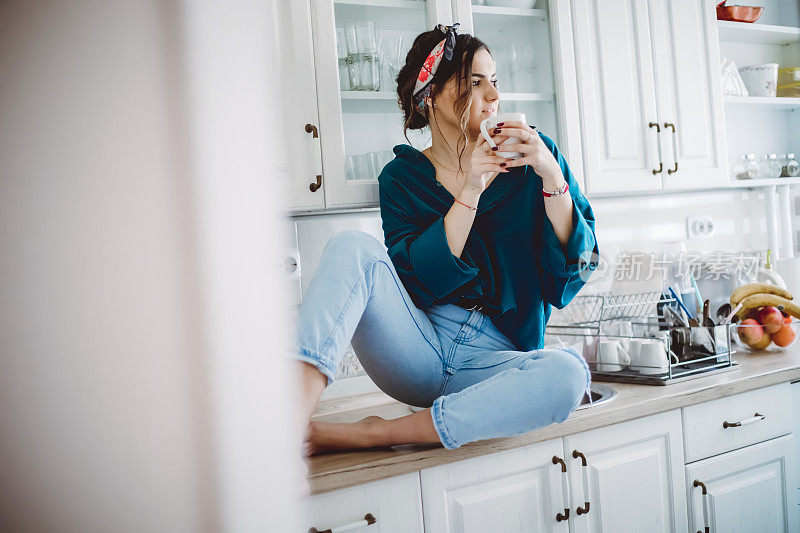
[283,0,576,212]
[649,0,728,190]
[556,0,728,194]
[419,410,685,532]
[563,410,687,532]
[275,0,326,211]
[303,472,424,533]
[420,438,571,532]
[682,382,793,463]
[686,434,798,533]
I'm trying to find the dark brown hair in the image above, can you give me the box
[396,28,494,170]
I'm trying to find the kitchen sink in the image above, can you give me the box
[575,383,617,410]
[407,383,616,413]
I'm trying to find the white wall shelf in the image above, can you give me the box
[724,96,800,110]
[729,177,800,187]
[717,20,800,46]
[471,5,547,19]
[333,0,426,8]
[340,90,555,101]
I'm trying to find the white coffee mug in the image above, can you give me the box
[480,112,526,159]
[631,340,679,375]
[596,340,630,372]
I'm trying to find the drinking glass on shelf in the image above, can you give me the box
[379,35,403,91]
[347,55,362,90]
[354,153,373,180]
[345,155,356,181]
[370,151,384,175]
[344,23,358,56]
[495,45,518,92]
[354,22,379,91]
[336,27,351,92]
[356,22,377,54]
[516,44,537,92]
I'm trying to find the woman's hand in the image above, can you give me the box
[491,121,563,186]
[464,130,511,193]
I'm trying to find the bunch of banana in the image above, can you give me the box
[730,283,798,320]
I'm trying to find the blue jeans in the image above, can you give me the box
[293,230,592,450]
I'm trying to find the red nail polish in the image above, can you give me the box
[491,147,498,151]
[500,162,506,167]
[497,122,504,126]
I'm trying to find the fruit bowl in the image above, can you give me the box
[735,315,799,352]
[716,1,764,23]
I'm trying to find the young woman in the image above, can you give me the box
[294,24,598,456]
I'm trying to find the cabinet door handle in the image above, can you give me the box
[664,122,678,174]
[572,450,591,515]
[692,480,710,533]
[305,123,323,192]
[552,455,570,522]
[308,512,376,533]
[722,412,765,428]
[649,122,663,175]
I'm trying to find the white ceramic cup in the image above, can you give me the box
[596,340,630,372]
[631,339,679,375]
[480,112,526,159]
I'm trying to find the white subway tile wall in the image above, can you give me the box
[287,188,800,399]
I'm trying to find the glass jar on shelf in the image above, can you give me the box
[787,154,800,177]
[757,154,771,179]
[745,154,760,179]
[779,154,789,177]
[732,155,750,180]
[768,154,782,179]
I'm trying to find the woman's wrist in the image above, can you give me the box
[457,187,482,207]
[541,172,566,191]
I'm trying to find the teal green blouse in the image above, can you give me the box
[377,131,599,352]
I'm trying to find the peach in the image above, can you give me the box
[738,318,765,346]
[756,306,785,334]
[749,332,773,350]
[772,323,797,347]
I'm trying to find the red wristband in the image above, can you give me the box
[542,182,569,197]
[454,198,477,211]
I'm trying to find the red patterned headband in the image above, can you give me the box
[413,23,460,114]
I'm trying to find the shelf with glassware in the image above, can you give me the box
[463,0,563,151]
[717,6,800,191]
[310,0,444,209]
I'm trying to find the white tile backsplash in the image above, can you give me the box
[287,187,798,398]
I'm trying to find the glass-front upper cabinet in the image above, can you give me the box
[308,0,452,209]
[289,0,574,212]
[455,0,563,150]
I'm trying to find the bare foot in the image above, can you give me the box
[302,416,390,456]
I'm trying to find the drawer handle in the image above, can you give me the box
[572,450,591,515]
[552,455,570,522]
[692,480,710,533]
[309,512,376,533]
[722,412,765,429]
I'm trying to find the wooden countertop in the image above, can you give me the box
[306,349,800,495]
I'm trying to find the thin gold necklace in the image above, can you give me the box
[426,148,466,175]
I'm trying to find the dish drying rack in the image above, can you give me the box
[545,290,740,385]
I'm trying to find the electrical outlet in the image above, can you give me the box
[686,216,715,239]
[281,249,301,280]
